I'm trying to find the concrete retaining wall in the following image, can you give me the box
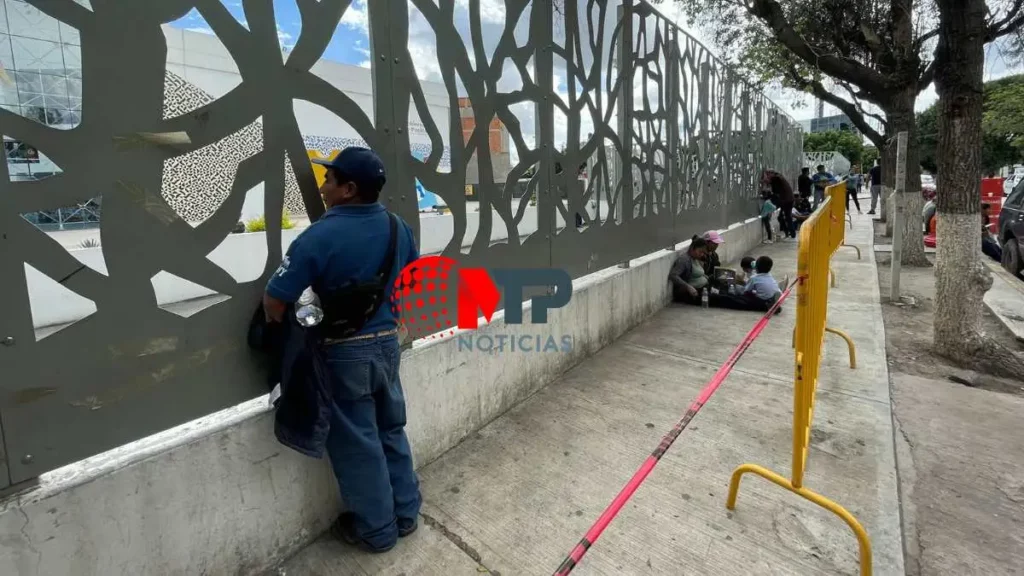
[0,218,763,576]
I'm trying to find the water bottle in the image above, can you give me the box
[701,287,709,309]
[295,286,324,327]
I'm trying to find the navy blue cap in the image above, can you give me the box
[311,146,387,193]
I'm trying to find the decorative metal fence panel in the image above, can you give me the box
[0,0,802,487]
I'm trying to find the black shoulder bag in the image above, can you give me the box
[316,212,399,340]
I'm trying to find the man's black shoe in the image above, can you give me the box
[332,513,396,553]
[398,517,418,537]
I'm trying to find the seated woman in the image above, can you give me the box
[669,237,710,304]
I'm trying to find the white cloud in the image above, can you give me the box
[278,27,295,50]
[454,0,506,24]
[406,35,443,81]
[354,39,371,59]
[340,0,369,34]
[185,26,214,35]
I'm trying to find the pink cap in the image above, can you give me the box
[702,230,724,244]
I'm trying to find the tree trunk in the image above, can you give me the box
[886,95,929,266]
[933,0,1024,375]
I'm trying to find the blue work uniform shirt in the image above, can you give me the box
[266,203,419,336]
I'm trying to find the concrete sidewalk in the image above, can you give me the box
[278,212,903,575]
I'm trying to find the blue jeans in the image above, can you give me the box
[324,335,421,549]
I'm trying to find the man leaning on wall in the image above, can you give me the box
[263,147,422,553]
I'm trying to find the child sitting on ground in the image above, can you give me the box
[723,256,756,296]
[737,256,755,285]
[741,256,789,310]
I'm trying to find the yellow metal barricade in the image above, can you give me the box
[828,181,862,262]
[726,190,870,575]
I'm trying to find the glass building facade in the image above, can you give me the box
[808,114,857,135]
[1,0,96,229]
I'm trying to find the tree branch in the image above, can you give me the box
[837,80,889,128]
[785,64,885,147]
[918,60,937,91]
[860,23,892,62]
[915,28,940,49]
[986,0,1024,40]
[745,0,889,95]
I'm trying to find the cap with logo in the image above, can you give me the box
[311,146,387,193]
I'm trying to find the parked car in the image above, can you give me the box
[1007,171,1024,195]
[1004,168,1023,196]
[998,179,1024,277]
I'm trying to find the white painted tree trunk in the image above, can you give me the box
[901,191,925,255]
[933,213,990,358]
[932,0,1024,374]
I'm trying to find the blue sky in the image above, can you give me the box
[166,0,1023,138]
[169,0,373,68]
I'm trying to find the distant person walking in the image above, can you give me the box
[868,160,882,215]
[846,165,863,214]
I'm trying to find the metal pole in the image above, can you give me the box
[666,27,679,248]
[534,0,555,256]
[616,0,633,268]
[890,131,908,301]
